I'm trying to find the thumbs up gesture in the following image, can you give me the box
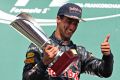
[101,34,111,55]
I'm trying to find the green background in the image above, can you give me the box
[0,0,120,80]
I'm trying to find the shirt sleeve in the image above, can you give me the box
[77,46,114,78]
[22,43,49,80]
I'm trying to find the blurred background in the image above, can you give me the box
[0,0,119,80]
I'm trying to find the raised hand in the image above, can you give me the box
[101,34,111,55]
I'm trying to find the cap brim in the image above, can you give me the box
[80,18,86,22]
[64,15,86,22]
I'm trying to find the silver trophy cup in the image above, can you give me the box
[10,12,79,76]
[10,13,51,48]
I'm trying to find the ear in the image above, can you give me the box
[57,16,61,24]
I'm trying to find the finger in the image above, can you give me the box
[45,45,53,50]
[101,46,110,49]
[50,46,59,54]
[48,45,58,52]
[48,50,58,59]
[101,48,110,51]
[101,42,110,46]
[104,34,110,42]
[49,47,55,52]
[101,49,110,52]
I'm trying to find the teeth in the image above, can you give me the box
[68,30,72,33]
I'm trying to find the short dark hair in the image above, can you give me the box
[59,15,64,19]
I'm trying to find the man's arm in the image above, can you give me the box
[99,34,114,77]
[81,51,113,78]
[80,34,114,78]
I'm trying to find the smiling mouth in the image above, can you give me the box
[66,30,73,35]
[68,30,73,33]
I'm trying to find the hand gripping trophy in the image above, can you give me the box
[10,12,79,76]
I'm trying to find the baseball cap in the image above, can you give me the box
[57,3,85,21]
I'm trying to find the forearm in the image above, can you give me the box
[23,60,48,80]
[100,52,114,77]
[82,50,114,78]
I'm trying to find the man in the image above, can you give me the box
[22,3,114,80]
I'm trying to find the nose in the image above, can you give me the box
[68,22,77,30]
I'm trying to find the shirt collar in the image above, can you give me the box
[50,31,74,46]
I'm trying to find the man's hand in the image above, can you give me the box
[101,34,111,55]
[42,45,59,65]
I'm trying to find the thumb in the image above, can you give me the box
[104,34,110,42]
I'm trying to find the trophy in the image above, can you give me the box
[10,12,79,76]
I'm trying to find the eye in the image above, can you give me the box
[67,19,73,24]
[67,20,79,26]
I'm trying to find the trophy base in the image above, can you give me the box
[50,49,79,76]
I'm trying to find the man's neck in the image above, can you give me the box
[55,31,69,39]
[54,31,70,45]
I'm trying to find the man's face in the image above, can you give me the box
[57,16,79,40]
